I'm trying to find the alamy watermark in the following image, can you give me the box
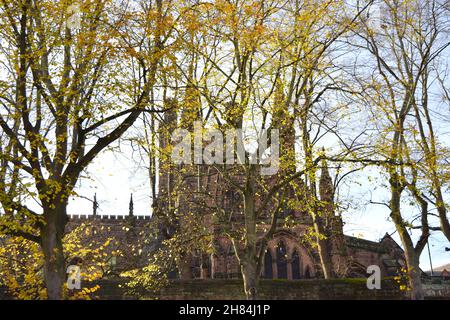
[366,265,381,290]
[171,121,280,176]
[66,257,83,290]
[66,264,81,290]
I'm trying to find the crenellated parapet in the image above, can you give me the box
[67,214,152,221]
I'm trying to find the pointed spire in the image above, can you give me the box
[93,193,98,216]
[320,157,332,184]
[319,156,333,203]
[129,193,134,216]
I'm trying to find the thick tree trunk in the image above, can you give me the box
[390,172,425,300]
[405,252,424,300]
[241,259,259,300]
[240,165,260,300]
[41,205,67,300]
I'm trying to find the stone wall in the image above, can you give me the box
[92,278,407,300]
[423,283,450,300]
[152,279,405,300]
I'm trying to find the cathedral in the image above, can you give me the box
[67,107,406,282]
[67,166,405,281]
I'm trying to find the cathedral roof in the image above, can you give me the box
[344,235,390,253]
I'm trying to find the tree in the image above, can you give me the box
[0,221,117,300]
[0,0,172,299]
[348,0,450,299]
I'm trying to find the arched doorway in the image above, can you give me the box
[291,250,301,279]
[263,249,273,279]
[276,241,288,279]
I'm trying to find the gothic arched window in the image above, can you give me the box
[276,241,288,279]
[263,249,273,279]
[191,251,202,278]
[291,250,301,279]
